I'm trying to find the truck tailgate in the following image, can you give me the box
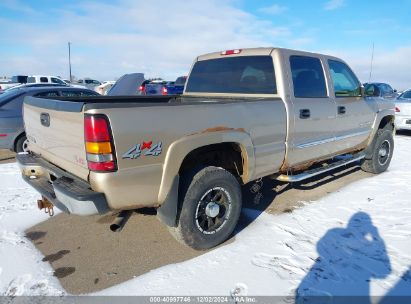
[23,97,89,181]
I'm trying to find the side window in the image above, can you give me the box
[40,77,49,83]
[328,60,361,97]
[51,78,65,85]
[290,56,327,98]
[35,91,59,97]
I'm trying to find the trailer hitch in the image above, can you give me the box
[37,197,54,216]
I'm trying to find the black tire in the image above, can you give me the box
[169,166,242,250]
[15,134,28,153]
[361,129,394,174]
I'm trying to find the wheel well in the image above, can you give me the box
[13,132,26,152]
[179,143,244,182]
[378,115,395,131]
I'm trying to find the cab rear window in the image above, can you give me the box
[185,56,277,94]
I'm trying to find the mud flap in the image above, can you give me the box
[157,175,179,227]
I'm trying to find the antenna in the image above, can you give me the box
[368,42,374,82]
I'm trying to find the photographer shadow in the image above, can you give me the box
[295,212,392,304]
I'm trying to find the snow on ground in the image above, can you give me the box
[1,136,411,301]
[0,163,64,296]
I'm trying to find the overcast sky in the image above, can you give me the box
[1,0,410,89]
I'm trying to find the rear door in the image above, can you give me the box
[326,59,374,152]
[285,53,338,167]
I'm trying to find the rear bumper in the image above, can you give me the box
[395,115,411,130]
[16,153,109,215]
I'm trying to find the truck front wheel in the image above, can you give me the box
[361,129,394,174]
[169,166,242,250]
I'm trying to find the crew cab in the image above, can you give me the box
[17,47,395,250]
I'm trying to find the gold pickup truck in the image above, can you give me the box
[17,47,395,250]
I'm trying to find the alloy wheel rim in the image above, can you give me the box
[378,140,390,166]
[195,187,232,235]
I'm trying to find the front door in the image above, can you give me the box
[326,59,375,153]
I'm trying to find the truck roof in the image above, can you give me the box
[196,47,339,62]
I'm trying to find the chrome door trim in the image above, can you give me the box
[296,130,370,149]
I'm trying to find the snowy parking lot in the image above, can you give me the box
[0,135,411,302]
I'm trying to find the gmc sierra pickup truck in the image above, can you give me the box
[17,47,395,250]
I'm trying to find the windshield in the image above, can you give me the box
[185,56,277,94]
[399,90,411,99]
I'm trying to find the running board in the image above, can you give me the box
[276,153,365,183]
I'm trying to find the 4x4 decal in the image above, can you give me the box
[122,141,162,159]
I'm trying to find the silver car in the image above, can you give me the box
[395,89,411,131]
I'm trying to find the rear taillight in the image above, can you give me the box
[161,86,168,95]
[395,106,401,113]
[84,115,117,172]
[138,85,144,92]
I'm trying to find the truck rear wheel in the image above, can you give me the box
[361,129,394,174]
[169,166,242,250]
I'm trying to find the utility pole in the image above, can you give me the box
[68,42,72,82]
[368,42,374,83]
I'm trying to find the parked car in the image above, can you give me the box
[0,86,99,152]
[27,75,67,86]
[164,76,187,95]
[1,75,74,93]
[0,81,19,92]
[107,73,145,96]
[17,47,395,250]
[95,81,115,95]
[0,76,30,92]
[138,80,152,95]
[394,89,411,131]
[77,78,102,90]
[363,82,398,100]
[144,80,170,95]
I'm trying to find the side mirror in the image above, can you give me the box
[394,89,397,93]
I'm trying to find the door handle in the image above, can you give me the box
[299,109,311,119]
[338,106,346,115]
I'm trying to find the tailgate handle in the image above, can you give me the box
[299,109,311,119]
[40,113,50,127]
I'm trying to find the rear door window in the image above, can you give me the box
[40,77,49,83]
[290,55,327,98]
[328,60,361,97]
[185,56,277,94]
